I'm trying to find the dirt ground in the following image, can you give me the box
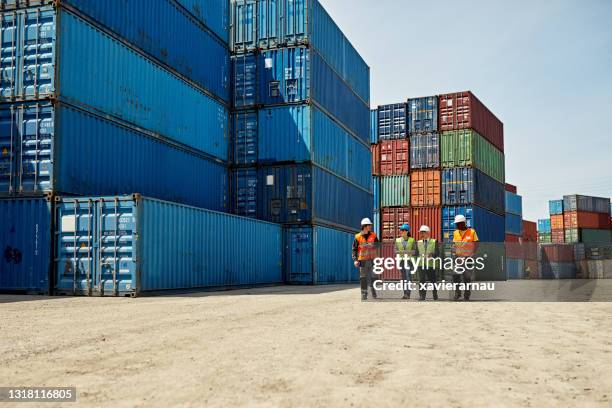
[1,283,612,407]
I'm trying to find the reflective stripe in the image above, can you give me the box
[453,229,477,257]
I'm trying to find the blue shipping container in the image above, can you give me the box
[378,103,407,140]
[407,96,438,134]
[442,205,505,243]
[0,197,52,293]
[233,164,372,231]
[284,225,358,284]
[231,0,370,104]
[231,48,369,144]
[231,167,258,218]
[505,191,523,216]
[373,210,380,237]
[541,262,577,279]
[370,109,378,145]
[373,176,380,211]
[410,133,440,169]
[441,168,505,215]
[58,0,230,103]
[0,7,229,159]
[0,102,227,211]
[538,219,552,233]
[505,213,523,235]
[549,200,564,215]
[55,195,282,296]
[174,0,229,43]
[506,258,525,280]
[234,105,371,190]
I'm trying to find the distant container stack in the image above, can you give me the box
[0,0,235,294]
[229,0,372,284]
[504,184,525,279]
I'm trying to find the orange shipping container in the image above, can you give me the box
[380,139,409,175]
[410,170,441,207]
[371,144,381,175]
[381,207,411,241]
[563,211,610,230]
[410,206,442,241]
[550,214,564,230]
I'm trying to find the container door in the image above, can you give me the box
[284,226,313,284]
[55,199,96,295]
[233,109,258,164]
[0,11,19,99]
[96,198,138,296]
[232,0,257,52]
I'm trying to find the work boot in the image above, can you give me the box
[433,292,439,301]
[454,292,462,301]
[361,292,368,301]
[402,293,410,300]
[371,290,378,300]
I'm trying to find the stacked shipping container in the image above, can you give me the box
[229,0,372,284]
[504,186,524,279]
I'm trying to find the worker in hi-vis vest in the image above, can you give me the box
[452,214,479,301]
[417,225,439,301]
[352,218,380,301]
[395,223,416,299]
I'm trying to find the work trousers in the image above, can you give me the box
[359,260,377,298]
[418,269,438,300]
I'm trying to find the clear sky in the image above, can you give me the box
[320,0,612,222]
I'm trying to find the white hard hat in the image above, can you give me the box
[419,225,430,233]
[361,218,373,226]
[454,215,467,224]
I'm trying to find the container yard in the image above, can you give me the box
[1,1,611,406]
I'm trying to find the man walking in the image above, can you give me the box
[353,218,380,301]
[395,224,416,299]
[452,214,479,301]
[417,225,439,301]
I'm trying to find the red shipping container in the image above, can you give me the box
[540,244,574,262]
[410,170,441,207]
[563,211,610,230]
[523,241,538,260]
[525,260,539,279]
[550,215,564,230]
[410,206,442,242]
[381,207,411,241]
[438,91,504,152]
[551,229,565,243]
[505,234,523,258]
[522,220,538,241]
[505,183,517,194]
[371,144,381,175]
[379,242,403,280]
[380,139,409,175]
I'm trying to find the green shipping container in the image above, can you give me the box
[441,130,505,183]
[566,229,612,244]
[381,175,410,207]
[538,233,552,243]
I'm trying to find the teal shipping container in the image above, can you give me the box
[231,0,370,104]
[0,197,53,294]
[0,6,229,159]
[283,225,358,284]
[55,195,283,296]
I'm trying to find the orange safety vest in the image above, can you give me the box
[453,228,477,257]
[356,232,378,261]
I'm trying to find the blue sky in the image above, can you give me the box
[320,0,612,221]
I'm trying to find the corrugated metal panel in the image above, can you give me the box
[370,109,378,144]
[380,139,409,175]
[550,215,564,230]
[373,210,380,236]
[538,233,552,243]
[538,219,551,233]
[0,7,229,159]
[372,176,380,211]
[0,0,52,9]
[549,200,564,215]
[371,143,381,175]
[232,47,369,143]
[231,0,370,104]
[564,229,579,244]
[563,195,611,214]
[539,245,575,263]
[381,207,411,241]
[0,102,228,211]
[541,262,576,279]
[506,258,524,280]
[505,213,523,235]
[441,168,504,215]
[410,206,442,242]
[231,168,258,218]
[505,183,517,194]
[232,110,258,165]
[257,164,372,230]
[0,197,52,293]
[378,103,407,140]
[380,175,410,207]
[523,221,537,241]
[442,205,505,242]
[174,0,229,43]
[55,195,282,296]
[407,96,437,134]
[563,211,610,229]
[410,170,441,207]
[438,91,504,152]
[579,229,612,243]
[283,224,358,285]
[504,191,523,216]
[440,129,505,183]
[62,0,230,102]
[410,133,439,169]
[551,229,565,243]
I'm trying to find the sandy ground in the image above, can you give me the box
[1,283,612,407]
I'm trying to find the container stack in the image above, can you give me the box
[537,219,552,243]
[549,200,565,243]
[0,1,287,295]
[504,184,524,279]
[522,220,539,279]
[229,0,373,284]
